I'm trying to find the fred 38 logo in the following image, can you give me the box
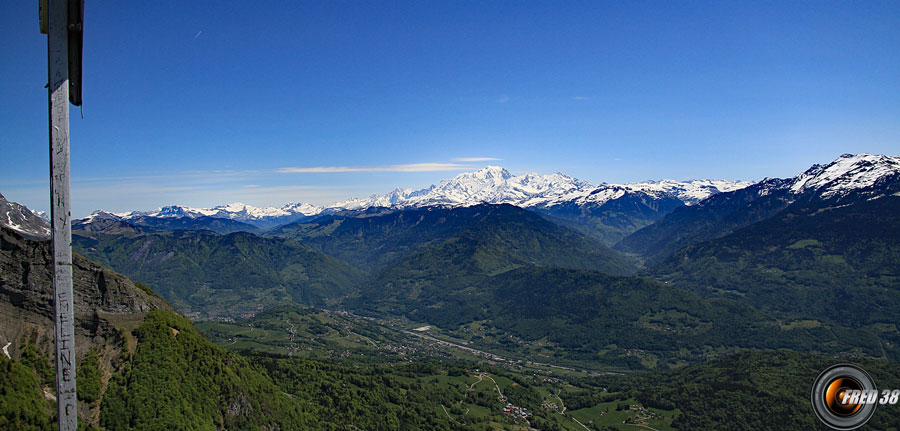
[811,364,899,430]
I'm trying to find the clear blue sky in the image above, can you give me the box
[2,1,898,217]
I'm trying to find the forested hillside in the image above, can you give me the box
[72,229,364,318]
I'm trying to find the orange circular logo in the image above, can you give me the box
[825,377,863,416]
[811,364,877,430]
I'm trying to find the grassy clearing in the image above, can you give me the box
[568,397,678,431]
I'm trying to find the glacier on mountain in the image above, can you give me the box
[74,154,899,228]
[330,166,751,210]
[78,166,753,226]
[789,153,900,199]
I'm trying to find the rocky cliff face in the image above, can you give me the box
[0,225,176,424]
[1,225,175,356]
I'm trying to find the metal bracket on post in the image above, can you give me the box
[67,0,83,107]
[46,0,79,430]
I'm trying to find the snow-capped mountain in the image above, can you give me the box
[64,153,899,244]
[34,211,50,224]
[615,153,900,261]
[788,153,900,200]
[74,201,323,231]
[330,187,423,210]
[335,154,897,213]
[735,153,900,203]
[87,202,323,230]
[623,179,754,205]
[331,166,597,210]
[75,210,134,232]
[330,166,750,210]
[0,192,51,240]
[77,166,751,230]
[132,202,322,221]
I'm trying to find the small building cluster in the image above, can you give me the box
[625,348,646,356]
[622,404,663,425]
[503,402,531,419]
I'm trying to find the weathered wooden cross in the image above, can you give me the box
[40,1,83,429]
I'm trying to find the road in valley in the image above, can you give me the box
[397,327,624,376]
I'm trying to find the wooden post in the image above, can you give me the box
[47,0,78,429]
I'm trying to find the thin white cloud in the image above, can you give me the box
[277,162,469,173]
[572,96,591,101]
[452,157,502,162]
[192,31,202,41]
[497,96,510,104]
[74,169,259,184]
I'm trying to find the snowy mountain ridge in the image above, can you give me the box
[94,167,747,225]
[69,153,899,228]
[331,166,751,210]
[788,153,900,199]
[115,201,323,222]
[0,192,51,239]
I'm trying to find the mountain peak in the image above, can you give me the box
[280,202,322,215]
[325,165,749,211]
[75,165,757,224]
[482,165,508,172]
[0,193,51,240]
[220,202,250,210]
[790,153,900,198]
[464,165,512,180]
[88,209,123,221]
[622,179,754,205]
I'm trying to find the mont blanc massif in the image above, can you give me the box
[2,153,900,430]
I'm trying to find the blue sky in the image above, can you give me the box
[2,1,899,217]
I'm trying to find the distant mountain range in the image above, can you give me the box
[68,168,750,232]
[85,152,889,231]
[616,153,900,262]
[330,166,751,209]
[99,201,322,231]
[637,153,900,328]
[3,153,897,250]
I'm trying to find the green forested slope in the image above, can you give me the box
[648,196,900,359]
[532,192,685,245]
[124,215,262,235]
[352,206,636,325]
[100,310,315,431]
[614,180,795,264]
[484,268,886,367]
[354,261,885,369]
[72,230,364,317]
[595,350,900,430]
[269,206,477,273]
[0,356,53,431]
[272,204,636,275]
[99,310,586,431]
